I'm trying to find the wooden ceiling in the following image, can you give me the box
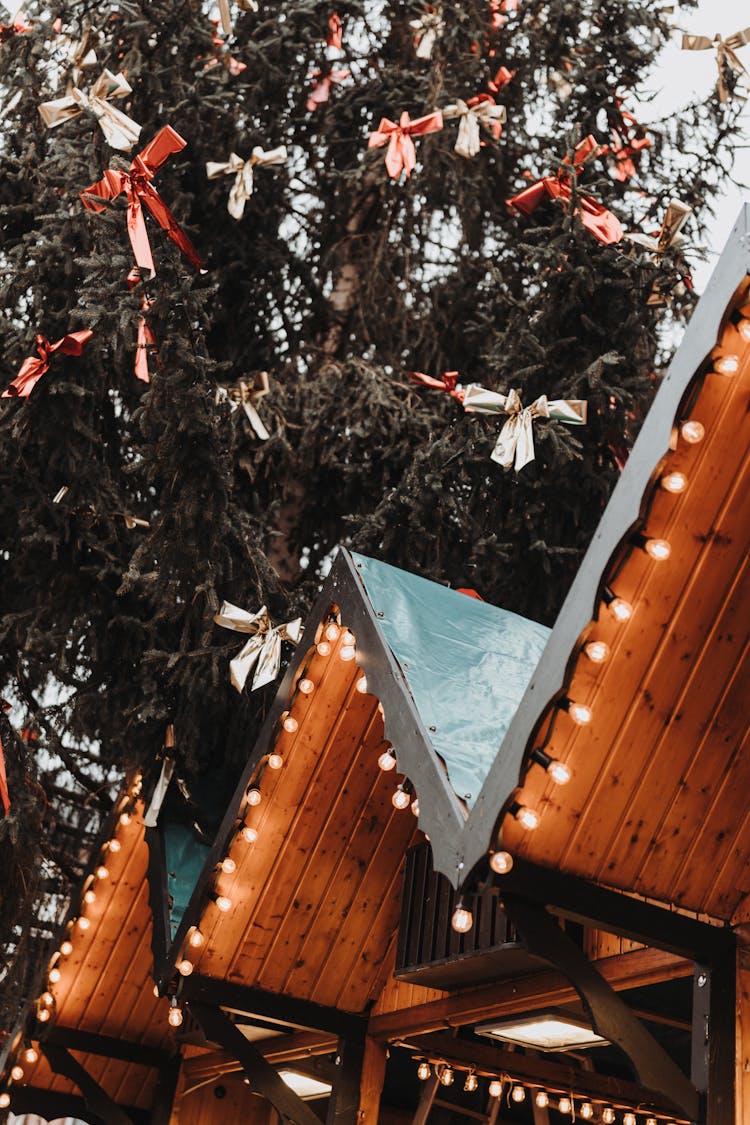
[179,625,422,1012]
[502,282,750,923]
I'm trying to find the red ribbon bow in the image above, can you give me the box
[327,12,343,49]
[205,21,247,75]
[2,330,93,398]
[0,12,32,42]
[602,104,651,182]
[135,296,157,383]
[368,110,443,178]
[489,0,517,29]
[0,698,10,816]
[507,135,623,245]
[488,65,515,92]
[408,370,466,403]
[306,67,350,111]
[80,126,203,282]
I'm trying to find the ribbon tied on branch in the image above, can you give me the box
[80,126,203,282]
[216,372,271,439]
[217,0,258,37]
[2,330,93,398]
[410,7,444,59]
[39,69,141,152]
[203,21,247,76]
[214,602,302,692]
[507,134,623,245]
[602,101,651,182]
[681,27,750,102]
[0,7,30,42]
[307,68,350,111]
[206,146,288,219]
[627,199,692,256]
[368,110,443,179]
[443,94,506,158]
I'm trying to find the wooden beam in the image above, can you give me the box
[356,1037,387,1125]
[180,973,366,1039]
[41,1044,137,1125]
[151,1052,183,1125]
[7,1086,151,1125]
[500,894,699,1121]
[370,946,692,1041]
[702,950,736,1123]
[405,1033,688,1118]
[326,1030,367,1125]
[190,1002,323,1125]
[41,1023,175,1068]
[412,1072,439,1125]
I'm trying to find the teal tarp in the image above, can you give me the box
[164,820,210,939]
[351,553,550,807]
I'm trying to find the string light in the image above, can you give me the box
[282,714,298,733]
[713,354,739,375]
[316,641,331,656]
[119,812,131,826]
[298,678,315,693]
[646,1118,658,1125]
[511,1085,526,1102]
[392,784,411,810]
[488,1079,503,1098]
[10,1067,23,1083]
[108,837,122,853]
[680,419,704,444]
[378,748,396,771]
[439,1066,454,1087]
[661,470,687,494]
[342,631,355,645]
[623,1115,636,1125]
[531,748,571,785]
[636,534,671,561]
[584,639,610,663]
[241,825,258,843]
[464,1072,478,1092]
[189,928,204,949]
[417,1061,431,1081]
[84,889,96,905]
[168,999,183,1027]
[214,895,232,913]
[560,697,593,725]
[246,787,261,806]
[738,318,750,342]
[48,967,61,984]
[0,1093,9,1108]
[23,1048,37,1065]
[339,645,356,662]
[512,804,540,830]
[489,850,513,874]
[60,940,73,956]
[602,1110,616,1124]
[78,916,90,931]
[451,904,473,933]
[177,959,194,977]
[220,857,236,874]
[96,864,109,880]
[36,1009,50,1023]
[40,992,54,1007]
[580,1102,593,1119]
[324,623,340,642]
[558,1097,572,1114]
[603,586,633,622]
[268,752,284,769]
[356,676,368,693]
[535,1090,549,1108]
[411,797,420,816]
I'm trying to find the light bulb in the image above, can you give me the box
[489,850,513,874]
[392,787,411,810]
[714,354,739,375]
[325,623,340,641]
[268,753,283,769]
[511,1085,526,1102]
[339,645,356,661]
[96,865,109,880]
[681,419,704,444]
[440,1067,454,1087]
[120,812,131,826]
[489,1079,503,1098]
[78,916,90,931]
[464,1073,478,1092]
[356,676,368,693]
[48,967,61,984]
[535,1091,549,1108]
[451,906,473,933]
[153,984,160,997]
[739,318,750,341]
[515,805,539,830]
[241,825,258,843]
[0,1092,9,1108]
[23,1048,37,1065]
[646,1118,657,1125]
[177,959,194,977]
[60,940,73,956]
[580,1103,593,1119]
[378,749,396,771]
[215,895,232,913]
[10,1066,23,1083]
[84,889,96,904]
[108,837,121,853]
[41,992,54,1007]
[168,1004,183,1028]
[298,678,315,693]
[342,631,355,645]
[609,596,633,622]
[662,470,687,493]
[645,537,671,561]
[602,1110,616,1124]
[558,1097,572,1114]
[317,641,331,656]
[189,929,204,949]
[411,798,420,816]
[547,759,571,785]
[220,857,236,874]
[623,1115,636,1125]
[246,787,261,806]
[282,714,298,733]
[37,1008,50,1023]
[584,640,610,663]
[568,701,593,725]
[417,1061,431,1081]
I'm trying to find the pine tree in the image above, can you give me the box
[0,0,742,1027]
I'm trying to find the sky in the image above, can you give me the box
[650,0,750,288]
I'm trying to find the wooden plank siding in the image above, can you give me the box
[501,336,750,922]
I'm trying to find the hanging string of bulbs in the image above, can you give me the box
[413,1058,686,1124]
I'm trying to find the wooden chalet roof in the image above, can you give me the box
[454,204,750,921]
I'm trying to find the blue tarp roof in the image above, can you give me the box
[351,553,551,807]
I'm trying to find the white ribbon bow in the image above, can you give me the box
[627,199,692,255]
[206,146,288,220]
[442,99,506,158]
[462,384,587,472]
[39,69,141,151]
[214,601,302,692]
[216,373,271,440]
[410,10,444,59]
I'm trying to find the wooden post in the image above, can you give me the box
[355,1036,387,1124]
[736,947,750,1124]
[327,1031,367,1125]
[151,1053,182,1125]
[412,1072,439,1125]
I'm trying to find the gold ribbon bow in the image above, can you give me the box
[409,9,444,59]
[39,69,142,151]
[627,199,692,255]
[681,27,750,101]
[462,385,587,472]
[442,96,506,158]
[216,372,271,439]
[206,146,288,220]
[217,0,258,37]
[214,602,303,693]
[61,24,98,84]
